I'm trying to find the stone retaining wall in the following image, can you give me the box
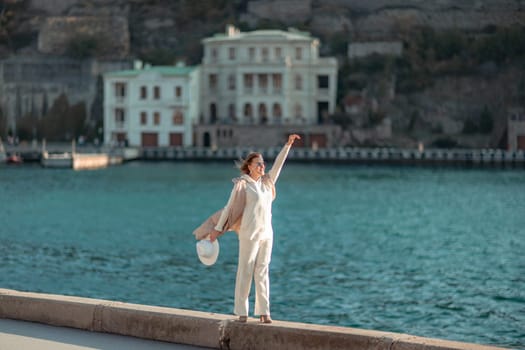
[38,16,129,58]
[0,289,508,350]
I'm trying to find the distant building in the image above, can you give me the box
[507,108,525,151]
[103,63,199,147]
[195,25,339,148]
[0,56,131,136]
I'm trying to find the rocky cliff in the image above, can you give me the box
[3,0,523,61]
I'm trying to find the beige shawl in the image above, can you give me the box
[192,175,275,240]
[193,177,246,240]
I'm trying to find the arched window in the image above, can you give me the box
[259,103,267,124]
[244,103,252,117]
[244,103,253,123]
[228,104,236,121]
[258,74,267,94]
[272,103,282,124]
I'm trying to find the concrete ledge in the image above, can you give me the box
[0,289,507,350]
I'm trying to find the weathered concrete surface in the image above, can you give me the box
[0,318,206,350]
[0,289,223,349]
[0,289,509,350]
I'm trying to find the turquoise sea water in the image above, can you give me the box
[0,162,524,348]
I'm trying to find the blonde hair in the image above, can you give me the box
[237,152,262,174]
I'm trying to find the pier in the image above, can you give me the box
[2,142,138,166]
[0,289,509,350]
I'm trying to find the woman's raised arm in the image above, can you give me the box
[268,134,301,183]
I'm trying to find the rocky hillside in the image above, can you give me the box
[3,0,523,62]
[1,0,524,148]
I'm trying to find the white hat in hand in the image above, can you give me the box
[196,239,219,266]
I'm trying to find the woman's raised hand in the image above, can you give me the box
[287,134,301,146]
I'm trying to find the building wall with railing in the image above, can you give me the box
[0,56,131,132]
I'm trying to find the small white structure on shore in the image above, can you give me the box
[507,107,525,151]
[41,140,112,170]
[348,41,403,59]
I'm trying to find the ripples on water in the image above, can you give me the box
[1,162,524,348]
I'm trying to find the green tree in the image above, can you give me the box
[39,94,68,141]
[15,113,37,141]
[67,34,108,59]
[479,105,494,134]
[139,48,178,66]
[462,118,478,134]
[434,29,466,61]
[432,137,458,148]
[0,7,13,48]
[38,94,86,141]
[470,26,525,63]
[0,106,6,138]
[329,31,350,56]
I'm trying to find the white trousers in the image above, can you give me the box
[234,238,273,316]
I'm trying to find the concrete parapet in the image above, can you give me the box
[137,146,525,167]
[0,289,508,350]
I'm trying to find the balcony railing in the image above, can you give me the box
[114,122,126,129]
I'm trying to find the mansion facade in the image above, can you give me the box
[104,64,199,147]
[104,26,339,148]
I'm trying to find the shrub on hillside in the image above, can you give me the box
[479,105,494,134]
[431,137,458,148]
[471,25,525,63]
[139,48,178,66]
[67,34,108,59]
[462,118,478,134]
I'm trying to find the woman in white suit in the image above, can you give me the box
[210,134,301,323]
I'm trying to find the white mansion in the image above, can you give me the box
[104,26,339,148]
[103,64,199,147]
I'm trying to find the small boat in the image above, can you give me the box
[41,151,73,168]
[40,139,110,170]
[6,154,23,164]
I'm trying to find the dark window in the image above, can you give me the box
[318,75,329,89]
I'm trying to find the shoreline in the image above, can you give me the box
[3,145,525,168]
